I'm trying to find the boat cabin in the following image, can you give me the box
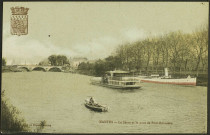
[103,70,139,86]
[90,70,141,89]
[106,70,130,78]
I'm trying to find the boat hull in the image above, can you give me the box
[85,103,107,112]
[91,82,141,89]
[140,78,196,86]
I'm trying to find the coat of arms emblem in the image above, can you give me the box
[10,7,29,36]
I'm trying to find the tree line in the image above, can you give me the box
[39,55,70,66]
[78,25,208,76]
[77,56,122,76]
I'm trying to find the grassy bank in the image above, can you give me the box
[1,90,29,133]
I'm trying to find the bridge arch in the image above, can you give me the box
[32,67,46,72]
[17,67,30,72]
[48,67,62,72]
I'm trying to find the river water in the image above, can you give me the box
[2,72,207,133]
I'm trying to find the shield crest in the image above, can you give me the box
[10,7,29,36]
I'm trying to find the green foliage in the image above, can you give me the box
[40,120,46,127]
[48,55,69,66]
[78,56,123,76]
[36,120,47,132]
[57,55,69,66]
[94,60,107,76]
[48,55,57,66]
[105,56,123,70]
[115,26,208,73]
[2,57,6,66]
[1,90,29,132]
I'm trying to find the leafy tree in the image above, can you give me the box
[2,57,6,66]
[192,26,208,74]
[48,55,57,66]
[48,55,69,66]
[113,25,208,74]
[78,62,88,70]
[105,56,122,71]
[94,59,107,76]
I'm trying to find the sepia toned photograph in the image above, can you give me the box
[1,1,209,134]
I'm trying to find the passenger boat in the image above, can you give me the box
[84,99,108,112]
[90,70,141,89]
[138,68,196,86]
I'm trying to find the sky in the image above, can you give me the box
[3,2,209,65]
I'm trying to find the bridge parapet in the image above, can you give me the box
[17,65,63,72]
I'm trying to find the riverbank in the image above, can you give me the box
[76,69,95,76]
[2,66,24,72]
[1,89,50,133]
[1,90,29,133]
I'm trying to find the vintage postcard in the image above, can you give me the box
[1,1,209,134]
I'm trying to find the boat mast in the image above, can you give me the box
[164,68,168,77]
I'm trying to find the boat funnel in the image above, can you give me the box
[164,68,168,77]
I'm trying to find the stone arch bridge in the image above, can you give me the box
[16,65,64,72]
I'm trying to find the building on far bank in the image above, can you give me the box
[69,57,88,69]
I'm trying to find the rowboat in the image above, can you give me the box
[84,99,108,112]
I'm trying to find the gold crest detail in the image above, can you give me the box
[10,7,29,36]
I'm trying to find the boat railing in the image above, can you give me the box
[108,76,138,81]
[108,76,122,80]
[108,76,137,81]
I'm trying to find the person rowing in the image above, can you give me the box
[89,97,95,105]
